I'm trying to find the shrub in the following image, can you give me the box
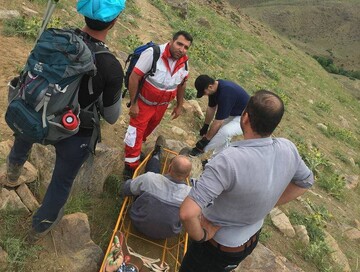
[317,173,346,200]
[3,16,63,40]
[184,88,197,100]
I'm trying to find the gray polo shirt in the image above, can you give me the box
[123,172,191,239]
[188,137,314,247]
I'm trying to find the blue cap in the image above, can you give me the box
[77,0,126,22]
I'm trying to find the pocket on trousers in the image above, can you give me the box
[124,125,137,147]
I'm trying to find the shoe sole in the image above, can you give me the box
[0,164,23,188]
[26,206,65,244]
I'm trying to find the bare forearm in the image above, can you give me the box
[180,197,204,240]
[276,183,308,206]
[176,83,186,107]
[128,72,141,104]
[204,106,216,125]
[205,119,223,140]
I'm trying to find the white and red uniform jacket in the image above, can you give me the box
[133,42,189,105]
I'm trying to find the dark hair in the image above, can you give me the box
[194,75,215,98]
[173,30,193,44]
[85,16,116,31]
[244,90,284,137]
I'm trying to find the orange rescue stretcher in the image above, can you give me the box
[100,148,189,272]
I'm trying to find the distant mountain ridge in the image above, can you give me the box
[230,0,360,71]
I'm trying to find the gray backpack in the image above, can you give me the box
[6,28,109,152]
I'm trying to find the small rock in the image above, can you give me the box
[197,17,211,28]
[171,126,188,137]
[184,99,204,118]
[343,227,360,240]
[338,115,349,128]
[0,10,20,19]
[0,188,29,212]
[294,225,309,245]
[21,6,39,16]
[324,231,351,272]
[316,123,327,131]
[343,174,359,189]
[270,208,296,237]
[348,157,356,167]
[355,219,360,229]
[16,184,40,212]
[0,246,8,270]
[185,139,195,146]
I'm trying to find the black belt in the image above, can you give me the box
[208,230,260,253]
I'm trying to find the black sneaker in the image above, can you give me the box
[152,135,166,156]
[189,147,203,157]
[202,159,209,170]
[26,206,65,244]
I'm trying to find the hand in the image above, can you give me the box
[199,124,209,136]
[200,215,221,241]
[129,103,139,118]
[171,106,182,119]
[189,137,210,156]
[196,137,210,151]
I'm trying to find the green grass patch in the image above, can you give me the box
[2,16,65,40]
[320,124,359,148]
[296,142,329,177]
[313,101,331,114]
[316,172,346,200]
[0,209,41,271]
[289,203,333,272]
[333,149,351,165]
[184,87,197,100]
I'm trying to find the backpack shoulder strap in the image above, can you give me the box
[149,45,160,75]
[131,45,161,107]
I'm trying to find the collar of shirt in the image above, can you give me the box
[164,174,187,185]
[162,43,189,73]
[230,137,274,148]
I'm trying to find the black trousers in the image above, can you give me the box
[179,232,260,272]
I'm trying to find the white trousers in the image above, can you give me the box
[204,116,242,155]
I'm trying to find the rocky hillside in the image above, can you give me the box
[0,0,359,271]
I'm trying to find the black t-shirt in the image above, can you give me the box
[76,30,123,136]
[208,80,250,120]
[78,34,123,109]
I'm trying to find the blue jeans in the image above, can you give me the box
[179,232,259,272]
[9,135,91,232]
[144,154,161,174]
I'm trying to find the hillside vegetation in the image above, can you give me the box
[0,0,359,271]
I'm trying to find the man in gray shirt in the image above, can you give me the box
[179,90,314,272]
[123,136,192,239]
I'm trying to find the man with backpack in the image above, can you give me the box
[189,75,250,157]
[0,0,125,242]
[123,31,193,178]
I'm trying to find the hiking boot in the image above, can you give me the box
[26,206,65,244]
[7,156,23,182]
[123,164,135,180]
[178,147,192,156]
[152,135,166,157]
[0,157,24,188]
